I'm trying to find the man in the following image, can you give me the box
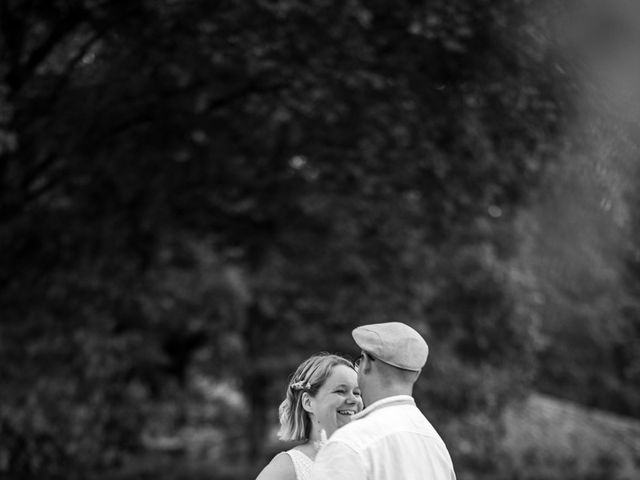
[311,322,456,480]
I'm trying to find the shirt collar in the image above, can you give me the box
[353,395,415,420]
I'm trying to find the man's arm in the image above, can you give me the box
[311,441,367,480]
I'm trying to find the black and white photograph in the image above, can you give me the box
[1,1,640,479]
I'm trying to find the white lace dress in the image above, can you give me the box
[285,448,314,480]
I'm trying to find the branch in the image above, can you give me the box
[49,30,104,100]
[10,7,87,95]
[204,79,285,113]
[22,152,59,195]
[98,78,285,143]
[24,169,63,206]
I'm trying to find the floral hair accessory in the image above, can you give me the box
[290,381,311,391]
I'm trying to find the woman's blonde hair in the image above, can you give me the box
[277,352,355,442]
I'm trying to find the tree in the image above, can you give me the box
[1,1,571,477]
[510,0,640,419]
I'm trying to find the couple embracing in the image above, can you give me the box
[256,322,457,480]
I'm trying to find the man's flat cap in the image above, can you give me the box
[352,322,428,372]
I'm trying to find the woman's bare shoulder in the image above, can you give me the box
[255,451,296,480]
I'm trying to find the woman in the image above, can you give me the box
[256,352,363,480]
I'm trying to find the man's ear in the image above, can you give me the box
[301,392,314,414]
[363,356,373,374]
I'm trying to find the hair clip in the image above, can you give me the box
[290,381,311,391]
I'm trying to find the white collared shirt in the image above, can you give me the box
[311,395,456,480]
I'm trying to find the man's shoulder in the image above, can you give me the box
[328,412,382,446]
[332,404,439,443]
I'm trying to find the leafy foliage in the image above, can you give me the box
[510,0,640,420]
[0,0,608,479]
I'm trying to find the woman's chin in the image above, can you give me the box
[335,416,352,429]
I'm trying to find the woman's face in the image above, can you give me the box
[306,364,363,437]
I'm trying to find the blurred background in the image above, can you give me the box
[1,0,640,479]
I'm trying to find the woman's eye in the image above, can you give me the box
[354,391,361,396]
[335,389,346,394]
